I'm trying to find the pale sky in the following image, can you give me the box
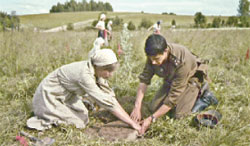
[0,0,240,16]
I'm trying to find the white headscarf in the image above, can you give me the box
[88,37,105,58]
[108,20,113,25]
[100,14,106,20]
[91,49,117,66]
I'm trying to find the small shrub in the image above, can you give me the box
[206,23,212,28]
[83,26,96,31]
[0,11,20,31]
[194,12,207,28]
[105,18,112,27]
[112,16,123,30]
[127,21,136,30]
[212,17,222,28]
[169,12,176,15]
[91,20,98,27]
[221,20,225,26]
[162,12,168,15]
[67,23,74,31]
[139,18,153,29]
[0,23,3,31]
[171,19,176,26]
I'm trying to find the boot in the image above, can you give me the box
[202,90,218,105]
[192,90,218,113]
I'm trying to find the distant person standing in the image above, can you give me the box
[88,37,105,58]
[95,14,106,39]
[107,20,113,41]
[95,14,109,46]
[148,20,162,34]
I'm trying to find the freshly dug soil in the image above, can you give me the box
[84,121,138,141]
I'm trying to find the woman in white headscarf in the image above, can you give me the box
[95,14,110,46]
[27,49,141,132]
[88,37,105,58]
[95,14,107,39]
[107,20,113,41]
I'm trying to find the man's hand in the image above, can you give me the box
[140,117,152,135]
[130,107,142,123]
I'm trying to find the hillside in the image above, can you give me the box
[19,11,228,29]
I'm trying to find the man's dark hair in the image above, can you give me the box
[145,34,168,56]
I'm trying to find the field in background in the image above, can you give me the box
[0,28,250,145]
[19,12,228,29]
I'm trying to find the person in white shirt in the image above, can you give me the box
[95,14,110,46]
[88,37,105,58]
[95,14,108,38]
[148,21,161,34]
[107,20,113,41]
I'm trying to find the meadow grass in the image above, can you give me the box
[0,29,250,145]
[19,12,227,30]
[20,12,100,29]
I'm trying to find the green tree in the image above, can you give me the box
[212,17,222,28]
[105,2,113,11]
[57,3,64,12]
[238,0,250,16]
[0,11,20,31]
[239,16,250,27]
[226,16,238,26]
[49,0,113,13]
[194,12,207,28]
[89,0,97,11]
[97,2,104,11]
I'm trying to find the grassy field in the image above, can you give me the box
[0,27,250,145]
[19,11,227,30]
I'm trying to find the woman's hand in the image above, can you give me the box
[130,106,142,123]
[131,122,141,132]
[140,117,152,135]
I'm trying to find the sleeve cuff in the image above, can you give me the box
[139,77,151,85]
[163,97,175,108]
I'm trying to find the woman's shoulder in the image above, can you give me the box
[59,60,90,74]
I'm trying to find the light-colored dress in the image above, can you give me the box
[96,21,105,30]
[152,23,161,33]
[27,60,118,130]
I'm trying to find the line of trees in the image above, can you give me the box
[194,0,250,28]
[194,12,250,28]
[50,0,113,13]
[0,11,20,31]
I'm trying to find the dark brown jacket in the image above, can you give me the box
[139,43,199,108]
